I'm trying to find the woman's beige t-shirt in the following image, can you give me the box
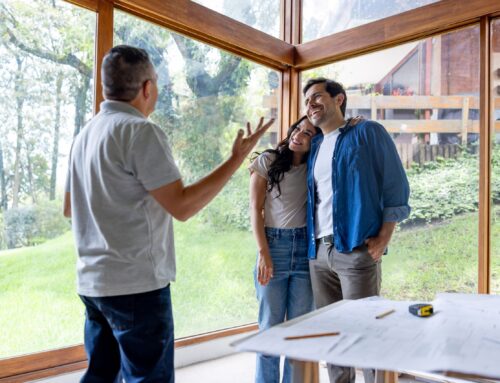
[249,152,307,229]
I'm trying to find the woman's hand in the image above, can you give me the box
[348,115,364,126]
[257,251,274,286]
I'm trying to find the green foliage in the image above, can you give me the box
[404,148,481,225]
[199,169,251,231]
[4,206,37,248]
[2,200,70,249]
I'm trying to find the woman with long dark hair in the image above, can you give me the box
[249,116,318,383]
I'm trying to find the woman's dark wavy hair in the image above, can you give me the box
[252,116,317,197]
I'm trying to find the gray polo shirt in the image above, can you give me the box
[66,101,181,297]
[249,152,307,228]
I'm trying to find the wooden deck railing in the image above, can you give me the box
[347,95,500,144]
[344,95,498,167]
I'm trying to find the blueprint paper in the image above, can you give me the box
[233,294,500,378]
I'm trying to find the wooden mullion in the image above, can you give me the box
[292,0,301,46]
[478,16,492,294]
[280,0,289,42]
[93,0,114,114]
[295,0,500,69]
[281,69,291,134]
[280,0,301,139]
[281,67,301,138]
[284,0,292,43]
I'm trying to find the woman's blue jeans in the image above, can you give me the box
[255,227,314,383]
[79,285,174,383]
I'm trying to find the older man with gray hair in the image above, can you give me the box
[64,45,273,383]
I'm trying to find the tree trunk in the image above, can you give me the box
[50,73,63,200]
[25,144,36,204]
[73,74,90,137]
[12,55,24,209]
[0,141,8,211]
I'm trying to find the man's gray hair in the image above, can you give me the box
[101,45,154,102]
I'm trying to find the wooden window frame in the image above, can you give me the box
[1,0,499,380]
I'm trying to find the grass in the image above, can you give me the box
[2,212,500,359]
[0,218,258,359]
[383,214,479,300]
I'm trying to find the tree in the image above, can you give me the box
[0,0,94,209]
[114,11,253,181]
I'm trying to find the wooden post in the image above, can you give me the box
[419,143,425,164]
[402,143,409,168]
[383,371,399,383]
[408,143,414,167]
[461,96,470,145]
[425,144,431,162]
[371,95,377,120]
[431,145,438,160]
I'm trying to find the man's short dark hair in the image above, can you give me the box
[303,77,347,117]
[101,45,154,102]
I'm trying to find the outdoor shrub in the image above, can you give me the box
[34,200,71,242]
[2,200,70,249]
[404,149,481,226]
[3,206,37,249]
[199,170,251,231]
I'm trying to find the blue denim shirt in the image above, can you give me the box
[306,120,411,257]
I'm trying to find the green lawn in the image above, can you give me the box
[2,213,500,359]
[0,219,258,359]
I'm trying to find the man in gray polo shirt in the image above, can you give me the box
[64,45,273,383]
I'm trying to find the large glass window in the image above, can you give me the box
[0,0,95,359]
[114,11,280,337]
[302,25,480,300]
[192,0,280,38]
[302,0,438,42]
[491,18,500,294]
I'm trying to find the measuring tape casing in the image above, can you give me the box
[409,303,433,317]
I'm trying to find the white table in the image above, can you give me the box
[233,294,500,383]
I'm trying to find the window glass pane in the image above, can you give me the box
[0,0,95,359]
[302,0,438,42]
[302,25,480,300]
[491,19,500,294]
[192,0,280,38]
[114,10,280,337]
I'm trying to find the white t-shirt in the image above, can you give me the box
[314,128,341,238]
[66,101,181,297]
[249,152,307,228]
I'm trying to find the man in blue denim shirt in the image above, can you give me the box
[303,78,410,383]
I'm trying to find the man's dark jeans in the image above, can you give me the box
[79,285,174,383]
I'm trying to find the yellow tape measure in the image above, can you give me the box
[409,303,433,317]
